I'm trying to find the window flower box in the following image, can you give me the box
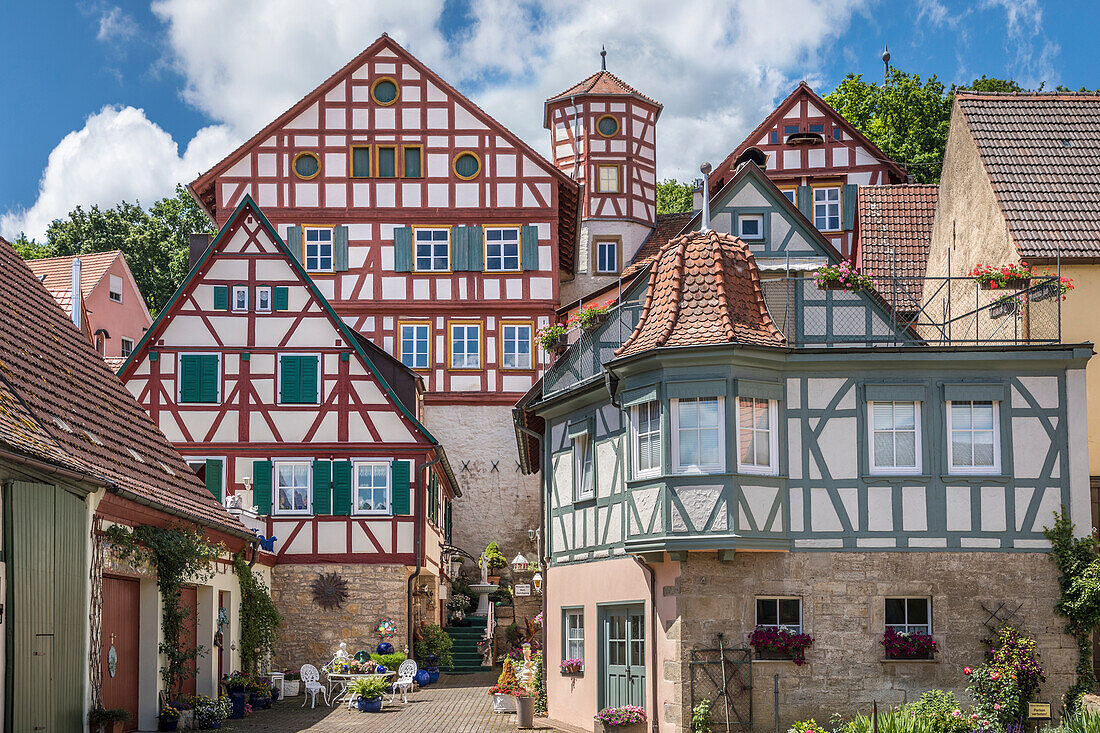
[595,705,647,733]
[560,658,584,675]
[813,263,875,292]
[748,627,814,666]
[536,323,569,355]
[881,628,937,660]
[970,263,1031,290]
[574,300,615,331]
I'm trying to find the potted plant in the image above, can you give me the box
[575,299,615,331]
[89,707,132,733]
[881,627,938,660]
[158,704,181,732]
[594,705,648,733]
[191,695,230,730]
[536,323,569,355]
[488,659,520,713]
[484,542,507,583]
[970,262,1031,290]
[248,675,272,709]
[748,627,814,665]
[560,658,584,675]
[175,701,192,730]
[223,671,250,718]
[348,677,388,712]
[282,670,301,697]
[1031,271,1075,302]
[692,699,712,733]
[813,262,876,291]
[415,623,453,679]
[447,593,471,621]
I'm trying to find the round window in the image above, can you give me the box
[453,152,481,180]
[371,78,399,106]
[597,115,619,137]
[293,152,320,179]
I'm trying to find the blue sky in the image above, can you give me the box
[1,0,1094,239]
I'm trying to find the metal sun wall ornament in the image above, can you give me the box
[311,572,349,610]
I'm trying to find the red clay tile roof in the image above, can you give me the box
[616,229,785,356]
[956,92,1100,259]
[857,184,938,312]
[546,70,663,110]
[26,250,121,298]
[621,211,695,279]
[0,238,247,536]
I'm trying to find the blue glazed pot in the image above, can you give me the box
[376,642,394,655]
[415,669,431,686]
[159,717,179,732]
[375,665,388,674]
[228,692,247,719]
[362,696,383,713]
[427,667,440,683]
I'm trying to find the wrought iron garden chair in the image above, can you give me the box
[389,659,418,704]
[300,664,328,708]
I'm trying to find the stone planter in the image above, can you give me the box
[492,693,517,713]
[594,722,646,733]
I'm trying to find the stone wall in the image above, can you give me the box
[270,563,409,669]
[674,551,1074,733]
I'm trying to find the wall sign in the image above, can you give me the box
[514,584,532,597]
[1027,703,1051,720]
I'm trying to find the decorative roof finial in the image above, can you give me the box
[699,162,713,233]
[601,45,607,71]
[882,43,891,84]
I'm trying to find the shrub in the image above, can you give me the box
[965,664,1021,731]
[904,690,971,733]
[790,720,829,733]
[414,623,453,670]
[484,542,508,571]
[692,700,713,733]
[370,651,407,670]
[988,624,1044,707]
[89,708,132,725]
[488,659,523,696]
[505,622,523,645]
[1046,709,1100,733]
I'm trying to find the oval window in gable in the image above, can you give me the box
[371,77,400,106]
[597,114,619,137]
[293,151,320,180]
[453,152,482,180]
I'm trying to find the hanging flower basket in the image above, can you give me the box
[970,263,1031,290]
[536,323,570,355]
[989,296,1019,320]
[813,263,875,292]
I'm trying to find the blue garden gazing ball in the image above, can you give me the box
[376,642,394,655]
[415,669,431,686]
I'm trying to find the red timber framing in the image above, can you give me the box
[187,35,580,403]
[118,196,458,567]
[709,82,907,259]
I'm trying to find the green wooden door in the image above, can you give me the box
[600,604,646,709]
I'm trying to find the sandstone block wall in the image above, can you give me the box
[672,551,1073,733]
[271,563,409,670]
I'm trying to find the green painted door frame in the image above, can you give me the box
[599,603,646,710]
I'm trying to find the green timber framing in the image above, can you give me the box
[533,342,1090,567]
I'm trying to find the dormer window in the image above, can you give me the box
[739,214,764,240]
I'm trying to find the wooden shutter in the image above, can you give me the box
[199,355,219,403]
[520,225,539,270]
[796,186,812,219]
[279,355,299,404]
[287,226,304,263]
[299,355,318,403]
[213,285,229,310]
[450,225,467,271]
[391,460,411,515]
[312,459,332,515]
[332,460,352,516]
[334,225,350,271]
[841,184,858,230]
[393,227,413,272]
[179,354,200,402]
[252,460,272,515]
[273,286,289,311]
[205,458,223,501]
[466,225,484,271]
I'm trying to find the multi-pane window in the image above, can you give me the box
[501,323,532,370]
[781,189,796,204]
[256,286,272,313]
[450,323,481,369]
[597,165,619,193]
[948,400,999,473]
[595,239,618,273]
[756,597,802,633]
[415,229,450,271]
[564,609,585,663]
[275,461,311,515]
[304,227,334,272]
[232,285,248,312]
[632,400,661,478]
[109,274,123,303]
[674,397,723,472]
[813,187,841,231]
[354,462,390,515]
[573,432,594,500]
[485,228,521,271]
[870,401,920,474]
[739,215,764,240]
[737,397,776,474]
[400,323,430,369]
[120,338,134,357]
[885,597,931,635]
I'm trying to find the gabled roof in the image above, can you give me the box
[615,229,785,357]
[710,82,907,188]
[0,237,248,536]
[955,91,1100,259]
[544,70,662,126]
[857,184,938,313]
[26,250,120,297]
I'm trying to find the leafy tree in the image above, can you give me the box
[962,76,1025,94]
[656,179,694,215]
[10,235,52,260]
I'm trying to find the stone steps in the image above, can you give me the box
[444,616,492,675]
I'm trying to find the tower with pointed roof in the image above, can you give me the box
[545,50,662,301]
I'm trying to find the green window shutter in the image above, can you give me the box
[394,227,414,272]
[279,355,300,403]
[520,225,539,270]
[392,460,411,516]
[312,459,332,515]
[252,460,272,515]
[179,354,200,403]
[351,147,371,177]
[334,225,350,272]
[445,500,452,543]
[332,460,352,515]
[287,226,304,264]
[403,147,422,177]
[213,285,229,311]
[796,186,812,219]
[450,225,467,271]
[466,225,484,271]
[198,355,219,403]
[299,355,318,403]
[378,147,397,178]
[205,458,223,501]
[841,184,858,230]
[273,286,289,311]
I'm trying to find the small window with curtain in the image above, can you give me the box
[632,400,661,478]
[563,608,585,665]
[885,597,931,636]
[415,228,450,271]
[869,401,921,474]
[597,165,620,193]
[120,338,134,357]
[673,397,723,473]
[737,397,777,475]
[256,286,272,313]
[350,145,371,178]
[400,323,430,370]
[353,461,390,515]
[304,227,334,272]
[756,597,802,633]
[377,146,397,178]
[485,228,521,271]
[573,432,594,501]
[449,322,481,369]
[275,461,311,515]
[232,285,248,312]
[947,400,1000,474]
[813,187,841,231]
[501,323,532,370]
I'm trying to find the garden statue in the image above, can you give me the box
[335,641,350,660]
[515,643,537,696]
[479,552,489,584]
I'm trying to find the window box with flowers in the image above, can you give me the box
[814,262,875,292]
[748,627,814,665]
[970,263,1031,290]
[536,323,569,355]
[1030,272,1075,302]
[594,705,647,733]
[575,299,615,331]
[881,627,938,660]
[560,658,584,675]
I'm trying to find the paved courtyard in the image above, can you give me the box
[218,673,564,733]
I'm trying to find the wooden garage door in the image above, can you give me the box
[101,576,140,731]
[179,586,199,697]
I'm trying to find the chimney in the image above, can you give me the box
[189,233,213,268]
[71,257,82,330]
[699,162,713,232]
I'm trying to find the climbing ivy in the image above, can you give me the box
[105,524,221,699]
[1044,510,1100,711]
[232,552,281,674]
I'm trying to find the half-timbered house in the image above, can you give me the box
[119,196,460,667]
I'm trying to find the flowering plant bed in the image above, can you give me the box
[813,262,876,291]
[575,299,615,331]
[595,705,647,732]
[748,627,814,665]
[559,658,583,674]
[536,323,569,353]
[970,263,1031,289]
[882,627,937,659]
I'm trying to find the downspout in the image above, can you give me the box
[632,555,660,733]
[408,448,442,655]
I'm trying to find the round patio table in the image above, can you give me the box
[326,671,396,708]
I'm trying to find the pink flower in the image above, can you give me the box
[951,710,962,718]
[991,671,1000,681]
[994,704,1003,710]
[963,667,972,675]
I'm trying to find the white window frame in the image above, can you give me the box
[780,189,796,204]
[735,397,778,476]
[596,164,619,194]
[813,186,841,231]
[946,400,1001,475]
[595,239,619,274]
[868,401,922,475]
[738,214,765,241]
[755,596,802,633]
[352,459,392,516]
[400,323,431,370]
[256,286,272,313]
[573,432,595,501]
[631,400,662,479]
[563,608,585,663]
[273,459,312,516]
[671,397,725,474]
[885,597,932,636]
[449,323,481,369]
[304,226,335,272]
[232,285,249,312]
[500,323,532,370]
[415,228,450,272]
[484,227,521,272]
[120,337,134,358]
[109,274,123,303]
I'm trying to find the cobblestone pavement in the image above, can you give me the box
[220,673,562,733]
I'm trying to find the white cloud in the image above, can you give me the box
[980,0,1059,87]
[97,6,139,43]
